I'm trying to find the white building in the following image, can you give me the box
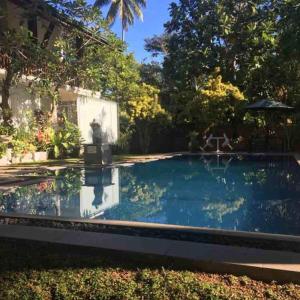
[0,0,119,145]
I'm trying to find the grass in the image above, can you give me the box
[0,238,299,299]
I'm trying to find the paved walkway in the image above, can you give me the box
[0,224,300,283]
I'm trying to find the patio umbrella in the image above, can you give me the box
[245,99,294,151]
[246,99,294,111]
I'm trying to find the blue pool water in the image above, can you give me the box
[1,155,300,236]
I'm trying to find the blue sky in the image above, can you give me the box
[97,1,177,62]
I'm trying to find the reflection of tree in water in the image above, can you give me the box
[0,169,83,217]
[105,156,300,235]
[158,157,249,227]
[0,182,56,215]
[201,197,245,223]
[241,157,300,234]
[54,169,82,203]
[104,169,166,221]
[1,156,300,235]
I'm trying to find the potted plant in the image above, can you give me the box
[33,128,51,161]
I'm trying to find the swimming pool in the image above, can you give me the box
[1,155,300,236]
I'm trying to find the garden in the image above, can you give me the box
[1,0,300,298]
[0,0,299,165]
[0,238,300,300]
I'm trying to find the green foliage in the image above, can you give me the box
[49,117,81,159]
[11,112,38,155]
[140,62,163,88]
[0,239,299,300]
[144,0,300,149]
[0,123,14,136]
[182,72,245,134]
[125,83,171,153]
[0,143,7,159]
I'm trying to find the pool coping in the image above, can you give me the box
[1,224,300,283]
[1,213,300,253]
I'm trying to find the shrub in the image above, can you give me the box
[48,116,82,159]
[12,126,37,156]
[0,143,7,159]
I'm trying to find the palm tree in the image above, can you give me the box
[94,0,146,41]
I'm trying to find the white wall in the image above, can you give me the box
[0,83,51,125]
[0,76,119,143]
[77,94,119,144]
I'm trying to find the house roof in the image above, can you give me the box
[9,0,110,46]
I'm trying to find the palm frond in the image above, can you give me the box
[123,0,135,28]
[95,0,147,39]
[133,0,146,8]
[127,0,144,21]
[106,1,120,26]
[94,0,112,7]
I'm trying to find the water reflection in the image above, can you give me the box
[80,168,119,218]
[0,155,300,235]
[0,168,119,219]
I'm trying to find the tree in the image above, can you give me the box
[94,0,146,41]
[144,34,170,57]
[184,71,245,135]
[163,0,277,94]
[125,83,171,153]
[0,0,118,125]
[140,62,163,89]
[0,26,45,126]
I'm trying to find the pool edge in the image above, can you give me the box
[1,213,300,253]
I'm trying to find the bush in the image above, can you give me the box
[11,126,37,156]
[48,116,82,159]
[0,143,7,159]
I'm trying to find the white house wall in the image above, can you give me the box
[77,95,119,144]
[0,83,51,125]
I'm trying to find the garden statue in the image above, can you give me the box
[90,119,102,145]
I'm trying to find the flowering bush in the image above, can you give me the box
[36,126,52,151]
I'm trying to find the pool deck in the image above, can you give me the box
[0,223,300,283]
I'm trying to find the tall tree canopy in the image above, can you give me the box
[144,0,300,132]
[94,0,146,41]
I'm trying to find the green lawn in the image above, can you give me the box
[0,238,299,299]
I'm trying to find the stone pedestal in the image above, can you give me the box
[101,144,112,165]
[84,144,102,165]
[83,144,112,165]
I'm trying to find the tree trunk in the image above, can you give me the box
[0,0,8,33]
[1,64,13,126]
[47,86,60,123]
[121,25,125,42]
[137,123,150,154]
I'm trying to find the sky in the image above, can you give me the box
[97,1,177,62]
